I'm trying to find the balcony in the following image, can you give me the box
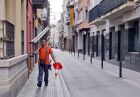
[32,0,44,9]
[89,0,135,25]
[78,21,90,31]
[89,5,99,23]
[66,16,70,25]
[66,20,70,25]
[41,17,47,21]
[67,0,74,8]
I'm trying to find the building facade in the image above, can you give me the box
[58,17,64,50]
[0,0,26,59]
[67,0,75,52]
[0,0,28,97]
[50,22,60,48]
[26,0,34,72]
[89,0,140,70]
[62,0,69,50]
[78,0,90,55]
[72,0,79,53]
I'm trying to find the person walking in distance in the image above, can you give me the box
[37,38,56,87]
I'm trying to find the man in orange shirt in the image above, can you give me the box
[37,38,56,87]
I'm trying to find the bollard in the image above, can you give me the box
[90,52,92,64]
[78,50,79,58]
[101,59,103,69]
[118,30,122,78]
[119,60,122,78]
[83,53,85,60]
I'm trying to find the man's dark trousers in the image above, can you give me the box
[38,64,49,85]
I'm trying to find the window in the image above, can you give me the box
[6,21,15,58]
[21,31,24,54]
[128,21,139,52]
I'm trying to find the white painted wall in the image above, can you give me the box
[89,1,140,36]
[62,0,69,38]
[74,1,79,25]
[50,22,60,47]
[90,17,123,36]
[78,32,83,49]
[123,6,140,22]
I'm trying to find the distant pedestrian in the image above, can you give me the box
[37,38,56,87]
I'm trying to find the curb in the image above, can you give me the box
[59,71,71,97]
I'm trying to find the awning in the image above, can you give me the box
[31,27,49,44]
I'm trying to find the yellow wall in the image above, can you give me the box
[5,0,15,25]
[21,0,27,53]
[15,0,22,56]
[0,0,26,57]
[70,7,74,27]
[0,0,6,20]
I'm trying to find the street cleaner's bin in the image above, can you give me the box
[53,62,63,77]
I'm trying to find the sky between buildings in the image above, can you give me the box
[49,0,63,24]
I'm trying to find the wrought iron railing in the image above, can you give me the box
[89,0,129,22]
[32,0,44,8]
[89,5,99,22]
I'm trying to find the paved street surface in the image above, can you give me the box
[17,49,140,97]
[17,65,64,97]
[54,49,140,97]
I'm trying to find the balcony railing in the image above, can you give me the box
[89,0,131,23]
[32,0,44,8]
[89,5,99,23]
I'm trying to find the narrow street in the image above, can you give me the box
[1,0,140,97]
[54,49,140,97]
[16,49,140,97]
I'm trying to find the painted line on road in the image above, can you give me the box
[59,71,71,97]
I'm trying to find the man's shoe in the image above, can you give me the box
[37,83,42,87]
[45,82,48,86]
